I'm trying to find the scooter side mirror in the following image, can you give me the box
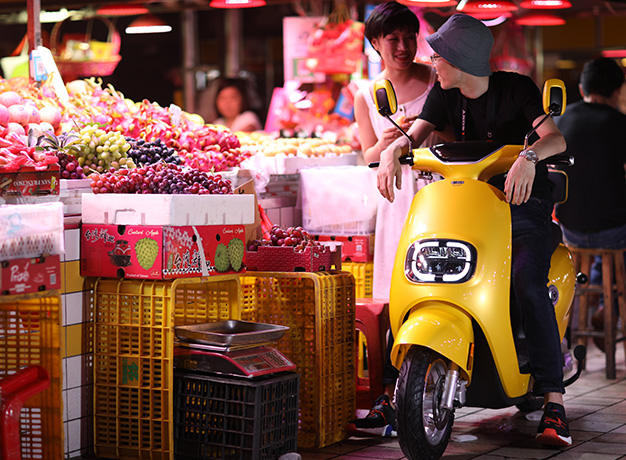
[373,79,398,117]
[543,79,567,116]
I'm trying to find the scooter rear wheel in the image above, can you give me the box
[396,346,454,460]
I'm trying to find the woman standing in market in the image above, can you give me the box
[212,77,263,132]
[350,0,445,435]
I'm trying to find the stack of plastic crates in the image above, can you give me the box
[90,275,241,460]
[173,370,299,460]
[342,261,373,298]
[0,292,64,459]
[239,271,355,449]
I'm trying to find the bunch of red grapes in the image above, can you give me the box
[90,162,233,194]
[57,152,87,179]
[248,225,322,252]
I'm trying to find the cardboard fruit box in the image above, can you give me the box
[0,165,61,197]
[314,234,374,262]
[80,224,246,279]
[1,254,61,296]
[81,193,255,226]
[245,244,341,272]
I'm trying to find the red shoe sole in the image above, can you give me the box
[536,428,572,447]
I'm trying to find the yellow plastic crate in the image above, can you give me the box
[342,262,373,298]
[91,275,241,460]
[240,271,355,449]
[0,292,64,460]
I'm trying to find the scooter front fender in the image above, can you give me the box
[391,302,474,382]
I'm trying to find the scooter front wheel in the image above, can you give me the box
[396,346,454,460]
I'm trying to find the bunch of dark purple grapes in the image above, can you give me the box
[126,137,182,166]
[57,152,87,179]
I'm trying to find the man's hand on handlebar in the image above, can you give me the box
[377,146,403,203]
[505,156,536,205]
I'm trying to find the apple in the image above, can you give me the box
[8,104,29,126]
[7,122,26,136]
[0,91,23,107]
[27,105,41,124]
[39,106,62,128]
[39,121,55,133]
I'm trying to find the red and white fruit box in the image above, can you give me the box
[80,224,246,279]
[0,165,61,197]
[0,201,65,261]
[1,255,61,296]
[314,234,374,262]
[245,244,341,272]
[81,194,255,226]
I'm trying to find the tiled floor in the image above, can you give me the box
[298,341,626,460]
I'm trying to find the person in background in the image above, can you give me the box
[554,57,626,329]
[350,0,445,436]
[377,13,571,447]
[212,77,263,132]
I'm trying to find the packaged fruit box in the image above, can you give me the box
[1,254,61,296]
[0,164,61,197]
[80,224,246,279]
[245,245,341,272]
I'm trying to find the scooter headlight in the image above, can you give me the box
[405,239,477,283]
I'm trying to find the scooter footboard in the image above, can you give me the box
[391,302,474,381]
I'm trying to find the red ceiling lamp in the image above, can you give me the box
[516,12,566,26]
[209,0,266,8]
[97,3,150,16]
[397,0,458,6]
[457,0,518,14]
[520,0,572,9]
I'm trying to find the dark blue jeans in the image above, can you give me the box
[511,198,564,395]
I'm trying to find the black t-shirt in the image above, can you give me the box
[554,101,626,232]
[418,71,552,200]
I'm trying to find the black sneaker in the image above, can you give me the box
[536,402,572,447]
[350,395,396,431]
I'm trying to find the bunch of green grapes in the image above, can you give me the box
[76,123,135,174]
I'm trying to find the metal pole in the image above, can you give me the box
[27,0,42,51]
[225,9,241,77]
[181,9,198,113]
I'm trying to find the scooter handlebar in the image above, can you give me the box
[368,155,414,169]
[544,154,574,166]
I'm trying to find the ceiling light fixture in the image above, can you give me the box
[516,12,565,26]
[397,0,458,6]
[125,14,172,34]
[209,0,266,8]
[519,0,572,9]
[457,0,518,13]
[97,3,149,16]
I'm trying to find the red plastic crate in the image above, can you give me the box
[245,245,341,272]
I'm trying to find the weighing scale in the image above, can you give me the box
[173,320,296,378]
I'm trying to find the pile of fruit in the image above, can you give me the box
[89,162,234,195]
[247,225,322,253]
[258,137,352,157]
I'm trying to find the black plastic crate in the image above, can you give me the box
[173,370,299,460]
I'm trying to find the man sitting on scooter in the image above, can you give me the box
[377,13,571,447]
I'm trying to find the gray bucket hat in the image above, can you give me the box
[426,13,493,77]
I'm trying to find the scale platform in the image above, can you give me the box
[173,320,295,378]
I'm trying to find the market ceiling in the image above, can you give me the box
[2,0,626,20]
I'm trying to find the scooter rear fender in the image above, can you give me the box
[391,301,474,382]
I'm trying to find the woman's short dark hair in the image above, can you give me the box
[580,57,625,99]
[364,1,420,43]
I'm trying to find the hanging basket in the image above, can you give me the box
[50,15,122,81]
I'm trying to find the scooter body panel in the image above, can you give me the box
[392,302,473,380]
[390,177,532,398]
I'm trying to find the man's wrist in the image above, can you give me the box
[519,149,538,164]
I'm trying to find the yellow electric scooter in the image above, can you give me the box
[371,79,586,459]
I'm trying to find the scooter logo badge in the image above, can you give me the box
[451,180,464,185]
